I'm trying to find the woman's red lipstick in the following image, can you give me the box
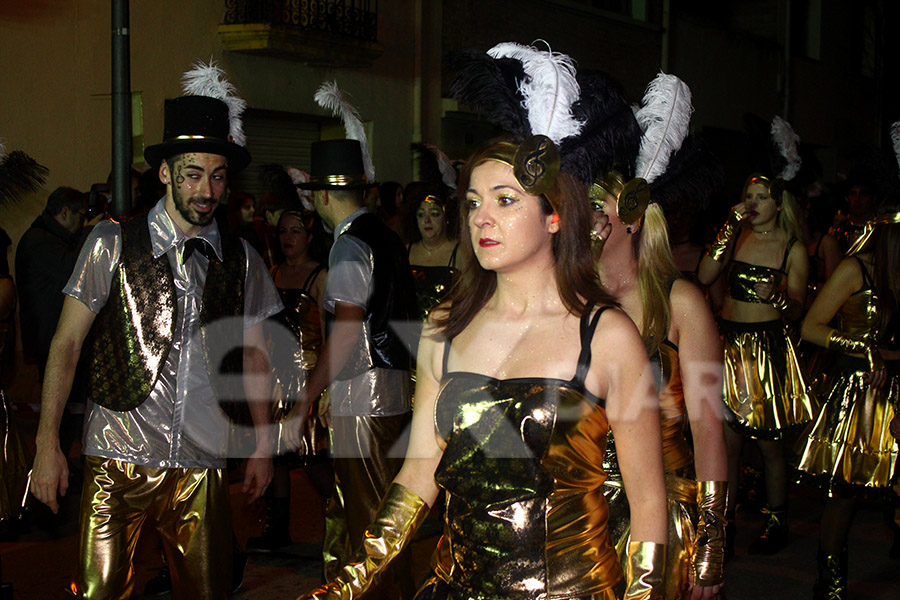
[479,238,498,247]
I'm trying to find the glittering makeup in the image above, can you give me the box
[164,152,228,232]
[466,160,556,272]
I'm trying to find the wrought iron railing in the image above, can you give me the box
[223,0,378,42]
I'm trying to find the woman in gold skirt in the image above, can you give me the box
[698,118,816,556]
[795,204,900,599]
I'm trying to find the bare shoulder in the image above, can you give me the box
[669,278,707,309]
[591,305,644,355]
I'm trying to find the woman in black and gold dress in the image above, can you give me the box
[796,205,900,599]
[698,125,816,556]
[299,40,669,600]
[248,209,329,552]
[406,184,458,319]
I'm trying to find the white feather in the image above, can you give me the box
[314,81,375,183]
[181,59,247,146]
[422,143,458,190]
[891,121,900,175]
[0,139,6,163]
[487,41,584,144]
[771,116,801,180]
[634,72,693,184]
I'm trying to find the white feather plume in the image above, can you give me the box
[181,59,247,146]
[0,139,6,163]
[634,72,693,184]
[770,116,801,181]
[487,41,584,144]
[314,80,375,183]
[891,121,900,175]
[288,167,314,209]
[422,143,458,190]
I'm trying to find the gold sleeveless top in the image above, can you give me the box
[431,307,621,599]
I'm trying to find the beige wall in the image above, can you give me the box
[0,0,426,399]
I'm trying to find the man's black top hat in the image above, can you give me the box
[296,139,376,190]
[144,96,251,173]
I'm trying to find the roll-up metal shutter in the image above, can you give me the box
[229,109,321,198]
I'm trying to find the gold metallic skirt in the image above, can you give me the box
[795,357,899,497]
[0,385,29,526]
[721,320,816,440]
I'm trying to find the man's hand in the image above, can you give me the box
[243,455,273,503]
[30,443,69,514]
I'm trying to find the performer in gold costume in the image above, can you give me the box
[591,73,727,599]
[795,198,900,598]
[406,185,459,320]
[248,209,330,552]
[298,42,669,600]
[697,117,815,557]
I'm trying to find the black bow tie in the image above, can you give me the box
[182,237,212,262]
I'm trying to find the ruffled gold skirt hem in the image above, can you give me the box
[795,364,899,496]
[720,320,817,440]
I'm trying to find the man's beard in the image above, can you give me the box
[174,189,217,226]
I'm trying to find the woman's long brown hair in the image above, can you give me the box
[432,137,614,340]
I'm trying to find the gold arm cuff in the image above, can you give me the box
[300,483,428,600]
[826,330,882,371]
[693,480,727,586]
[623,541,666,600]
[706,211,741,262]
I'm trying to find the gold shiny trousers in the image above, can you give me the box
[614,474,698,600]
[720,320,816,439]
[328,413,413,600]
[71,456,231,599]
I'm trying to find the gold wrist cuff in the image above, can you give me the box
[826,330,882,370]
[768,289,791,314]
[694,480,727,586]
[301,483,428,600]
[706,212,741,262]
[624,541,666,600]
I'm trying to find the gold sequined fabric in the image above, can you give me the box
[410,265,457,319]
[88,217,176,411]
[795,286,899,494]
[721,319,816,439]
[727,260,787,304]
[433,373,621,600]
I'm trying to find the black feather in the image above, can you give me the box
[445,49,530,141]
[256,163,300,208]
[561,69,641,184]
[0,150,49,206]
[650,135,725,217]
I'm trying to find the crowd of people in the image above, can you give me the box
[0,45,897,600]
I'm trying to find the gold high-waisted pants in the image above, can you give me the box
[70,456,230,599]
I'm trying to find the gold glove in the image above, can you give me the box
[693,481,727,587]
[623,541,666,600]
[299,483,428,600]
[767,289,800,320]
[826,329,884,372]
[707,209,742,262]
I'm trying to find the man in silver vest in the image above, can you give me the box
[290,138,417,600]
[30,68,282,599]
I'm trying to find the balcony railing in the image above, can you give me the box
[219,0,382,67]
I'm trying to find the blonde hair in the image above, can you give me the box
[635,203,682,354]
[776,190,804,242]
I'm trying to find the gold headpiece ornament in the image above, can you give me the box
[592,73,692,231]
[846,211,900,256]
[486,42,585,197]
